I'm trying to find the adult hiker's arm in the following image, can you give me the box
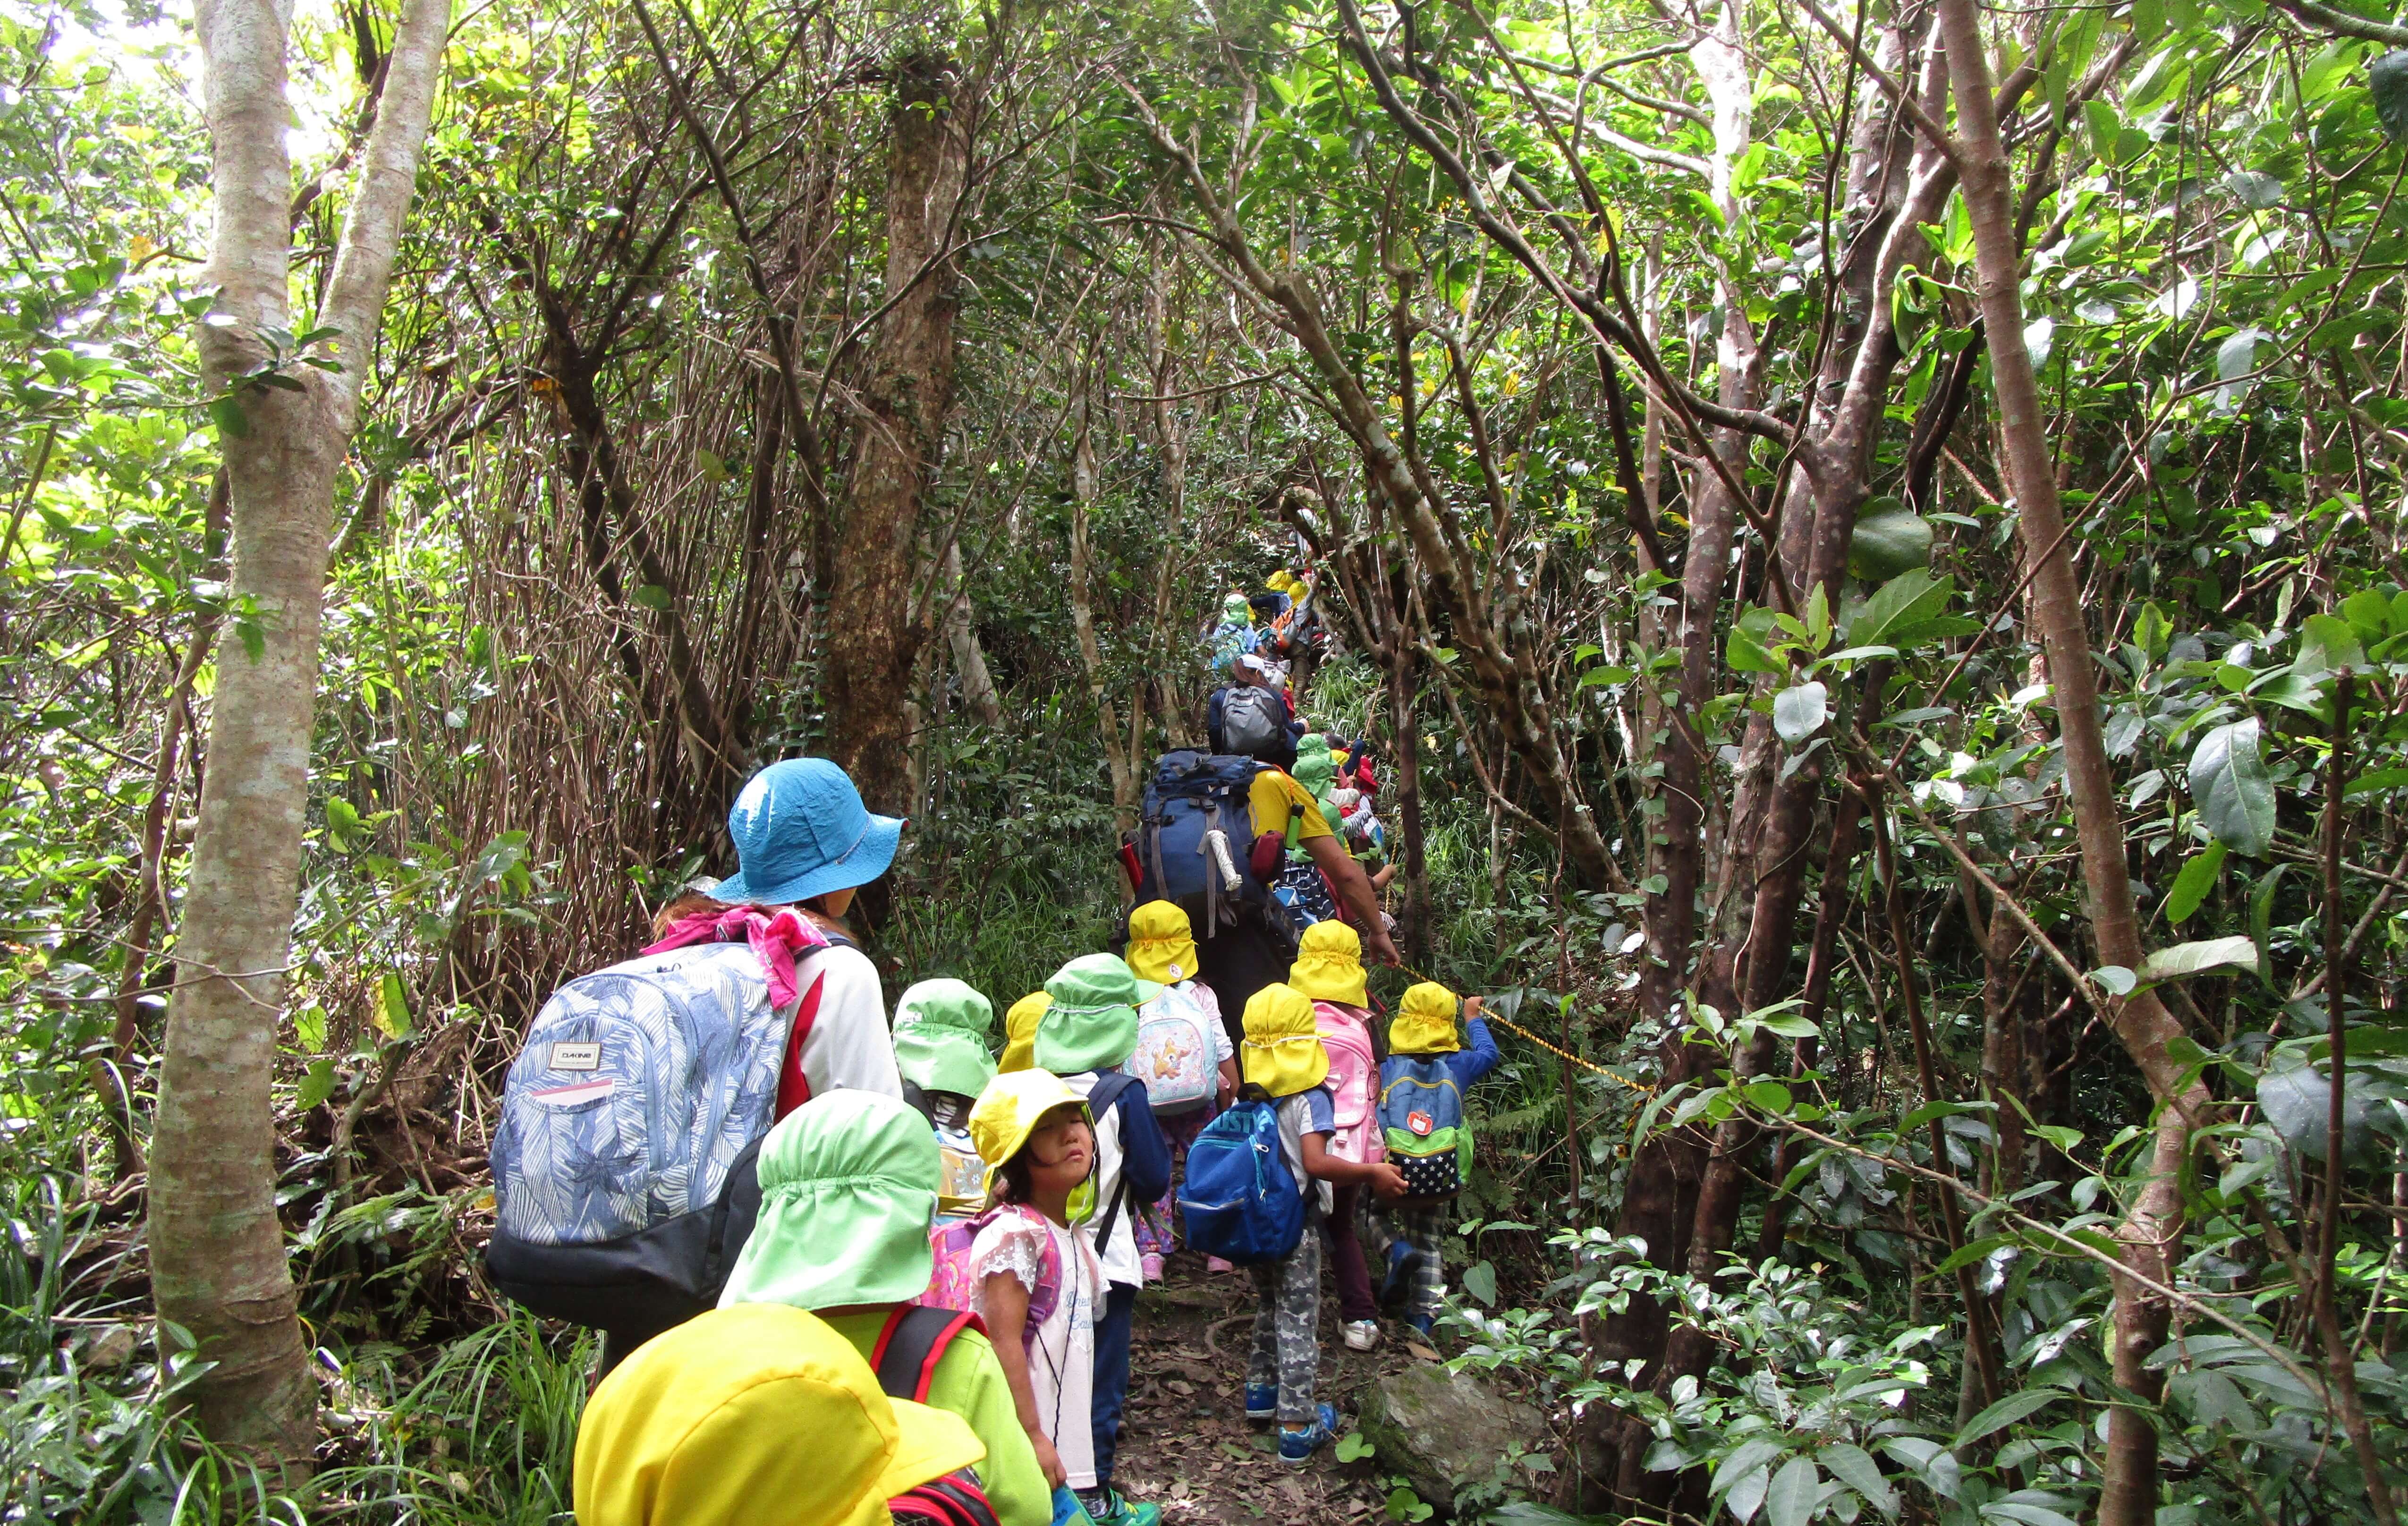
[1304,833,1400,965]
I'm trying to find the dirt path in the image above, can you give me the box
[1111,1250,1431,1520]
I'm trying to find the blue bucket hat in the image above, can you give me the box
[712,758,905,907]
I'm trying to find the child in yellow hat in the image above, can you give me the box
[1377,983,1498,1337]
[1285,920,1384,1351]
[951,1070,1163,1526]
[1238,983,1407,1465]
[574,1302,985,1526]
[1123,901,1239,1278]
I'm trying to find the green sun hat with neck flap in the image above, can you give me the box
[717,1091,939,1311]
[890,978,998,1099]
[1034,953,1162,1075]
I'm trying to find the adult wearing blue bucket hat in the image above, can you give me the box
[652,757,909,1107]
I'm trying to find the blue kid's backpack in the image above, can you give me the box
[1177,1097,1305,1264]
[1379,1056,1470,1199]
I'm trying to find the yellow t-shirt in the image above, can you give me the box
[1250,769,1333,841]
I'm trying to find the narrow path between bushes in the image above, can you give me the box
[1113,1250,1429,1520]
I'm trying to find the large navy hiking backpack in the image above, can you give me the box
[1177,1096,1305,1264]
[1129,751,1292,944]
[483,932,848,1341]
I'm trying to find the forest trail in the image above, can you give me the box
[1117,1253,1422,1521]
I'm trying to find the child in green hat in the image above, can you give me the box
[717,1091,1051,1526]
[892,978,1002,1220]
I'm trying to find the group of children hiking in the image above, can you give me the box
[487,587,1495,1526]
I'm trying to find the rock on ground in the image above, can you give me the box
[1355,1361,1553,1516]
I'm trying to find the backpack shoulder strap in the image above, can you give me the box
[1082,1072,1141,1256]
[872,1304,989,1403]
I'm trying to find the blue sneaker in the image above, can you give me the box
[1407,1311,1434,1337]
[1279,1403,1340,1465]
[1381,1241,1421,1306]
[1245,1383,1277,1420]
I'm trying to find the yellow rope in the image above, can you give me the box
[1390,962,1653,1093]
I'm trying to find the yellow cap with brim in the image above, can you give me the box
[572,1303,984,1526]
[968,1068,1096,1221]
[1241,982,1330,1097]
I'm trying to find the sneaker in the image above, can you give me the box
[1279,1403,1340,1465]
[1139,1252,1166,1282]
[1245,1382,1278,1420]
[1343,1319,1381,1352]
[1407,1312,1434,1337]
[1080,1487,1162,1526]
[1381,1241,1421,1306]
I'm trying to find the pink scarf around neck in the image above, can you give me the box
[640,906,831,1009]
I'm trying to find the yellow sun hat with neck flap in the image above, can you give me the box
[1240,982,1330,1097]
[1286,919,1367,1008]
[1390,981,1463,1055]
[1125,900,1201,985]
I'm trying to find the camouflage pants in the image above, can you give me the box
[1247,1207,1323,1424]
[1391,1199,1450,1325]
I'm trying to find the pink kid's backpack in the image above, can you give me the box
[1313,1001,1383,1164]
[918,1204,1061,1350]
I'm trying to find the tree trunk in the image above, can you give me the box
[938,536,1003,729]
[827,51,967,814]
[1070,403,1139,828]
[152,0,448,1467]
[1933,3,2208,1518]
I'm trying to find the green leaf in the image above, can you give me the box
[2374,51,2408,142]
[2347,766,2408,797]
[294,1004,328,1054]
[208,394,250,438]
[2143,936,2260,981]
[1743,1080,1794,1113]
[630,584,673,612]
[297,1057,338,1111]
[2162,840,2227,925]
[2297,612,2365,676]
[2091,965,2137,996]
[376,971,415,1041]
[1335,1429,1376,1463]
[1712,1438,1787,1501]
[2251,864,2289,985]
[1956,1386,2064,1447]
[1764,1456,1819,1526]
[324,795,366,854]
[1728,625,1782,675]
[1820,1442,1899,1518]
[1774,683,1829,745]
[1849,504,1933,581]
[1461,1258,1498,1306]
[2188,718,2275,857]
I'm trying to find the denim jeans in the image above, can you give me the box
[1090,1280,1139,1485]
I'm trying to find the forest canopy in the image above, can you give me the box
[9,0,2408,1519]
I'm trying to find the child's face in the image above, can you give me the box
[1024,1107,1093,1195]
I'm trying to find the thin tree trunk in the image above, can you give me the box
[1932,4,2207,1518]
[827,51,967,814]
[1070,401,1139,828]
[153,0,448,1466]
[938,537,1002,728]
